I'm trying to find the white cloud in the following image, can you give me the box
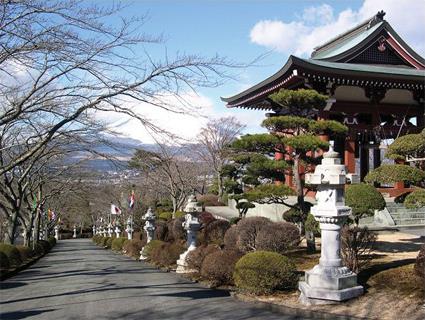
[94,92,217,144]
[250,0,425,57]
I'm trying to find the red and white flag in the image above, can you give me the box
[110,204,122,215]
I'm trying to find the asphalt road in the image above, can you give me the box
[0,239,308,320]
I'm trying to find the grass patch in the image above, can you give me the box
[367,263,424,299]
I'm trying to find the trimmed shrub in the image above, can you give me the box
[414,244,424,280]
[142,240,164,260]
[199,212,216,226]
[203,220,231,246]
[223,226,239,250]
[150,242,185,267]
[38,240,51,252]
[16,245,35,261]
[186,244,220,273]
[158,212,173,221]
[123,239,145,258]
[105,237,114,249]
[92,234,101,244]
[345,184,385,225]
[48,237,57,248]
[236,217,273,253]
[101,237,111,247]
[229,217,241,225]
[256,222,300,254]
[404,189,425,209]
[111,237,127,251]
[305,213,320,236]
[154,221,169,241]
[170,217,186,241]
[174,211,185,218]
[341,226,377,273]
[234,251,298,294]
[200,249,243,286]
[0,243,22,267]
[198,194,225,207]
[30,242,45,256]
[0,251,10,271]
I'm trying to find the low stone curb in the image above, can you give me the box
[232,293,367,320]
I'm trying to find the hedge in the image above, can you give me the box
[0,243,22,267]
[233,251,298,294]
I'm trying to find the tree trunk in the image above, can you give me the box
[217,173,223,198]
[293,156,306,234]
[4,211,19,244]
[24,227,32,246]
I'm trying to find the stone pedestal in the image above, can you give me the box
[176,195,202,273]
[72,226,77,238]
[299,144,363,303]
[140,208,156,260]
[92,225,96,235]
[107,224,113,237]
[54,226,59,240]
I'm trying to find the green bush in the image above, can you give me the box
[92,234,102,244]
[105,237,114,249]
[111,237,127,251]
[174,211,185,218]
[38,240,51,252]
[150,241,185,267]
[345,184,385,225]
[48,237,56,248]
[101,237,111,247]
[305,213,320,236]
[0,251,10,271]
[30,242,45,256]
[404,189,425,209]
[200,249,243,286]
[158,212,173,221]
[16,245,35,261]
[142,240,164,260]
[0,243,22,267]
[123,239,145,258]
[229,217,241,225]
[234,251,298,294]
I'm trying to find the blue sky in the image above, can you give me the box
[100,0,425,143]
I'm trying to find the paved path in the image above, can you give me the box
[0,239,307,320]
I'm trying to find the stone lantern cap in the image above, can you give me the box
[144,207,156,221]
[306,145,358,186]
[184,194,203,214]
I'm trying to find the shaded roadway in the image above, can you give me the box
[0,239,308,320]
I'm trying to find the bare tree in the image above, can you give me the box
[0,0,240,176]
[197,117,245,197]
[129,144,207,215]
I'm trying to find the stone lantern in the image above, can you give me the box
[92,225,96,236]
[54,225,60,240]
[299,144,363,303]
[114,224,121,238]
[72,226,77,238]
[176,194,202,273]
[125,217,133,240]
[101,226,107,237]
[140,207,156,260]
[107,223,113,237]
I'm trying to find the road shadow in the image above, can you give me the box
[374,240,423,253]
[0,308,55,320]
[0,282,27,290]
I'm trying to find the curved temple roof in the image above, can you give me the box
[222,11,425,109]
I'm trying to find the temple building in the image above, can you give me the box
[222,11,424,195]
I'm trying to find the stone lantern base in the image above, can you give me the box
[176,248,196,273]
[299,265,363,303]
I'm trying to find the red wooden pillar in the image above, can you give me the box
[284,146,293,187]
[344,138,356,173]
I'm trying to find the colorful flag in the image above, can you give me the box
[129,190,135,209]
[110,204,122,215]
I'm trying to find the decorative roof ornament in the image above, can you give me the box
[368,10,386,29]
